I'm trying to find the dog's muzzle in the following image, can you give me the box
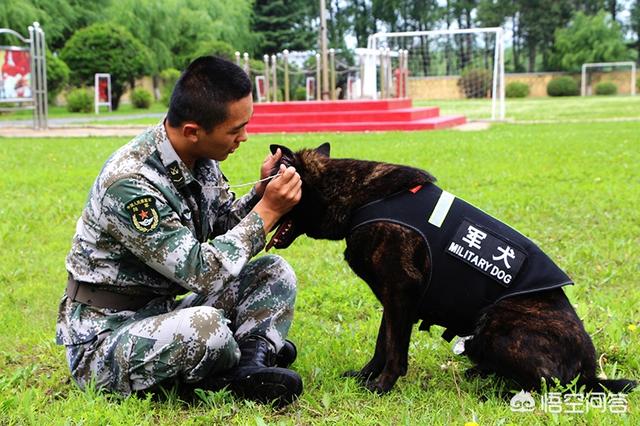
[266,216,301,251]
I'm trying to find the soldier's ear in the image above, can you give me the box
[315,142,330,157]
[183,123,200,143]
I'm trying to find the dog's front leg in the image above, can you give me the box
[344,314,387,383]
[364,302,414,394]
[344,224,427,394]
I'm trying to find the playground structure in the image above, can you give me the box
[235,47,410,103]
[235,27,505,107]
[232,27,511,132]
[0,22,47,129]
[230,27,510,132]
[234,48,465,133]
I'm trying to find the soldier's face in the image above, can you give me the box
[198,95,253,161]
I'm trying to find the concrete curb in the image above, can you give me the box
[0,121,490,138]
[0,125,149,138]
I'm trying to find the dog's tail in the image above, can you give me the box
[577,377,637,393]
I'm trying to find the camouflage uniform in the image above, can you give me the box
[56,123,296,395]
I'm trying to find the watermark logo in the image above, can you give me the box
[510,391,536,412]
[509,391,629,414]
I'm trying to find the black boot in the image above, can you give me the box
[275,339,297,368]
[202,335,302,407]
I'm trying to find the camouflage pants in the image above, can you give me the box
[65,254,296,395]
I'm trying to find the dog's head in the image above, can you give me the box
[265,142,331,250]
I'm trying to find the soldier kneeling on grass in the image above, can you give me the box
[56,56,304,407]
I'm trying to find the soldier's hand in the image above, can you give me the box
[253,164,302,233]
[255,148,282,197]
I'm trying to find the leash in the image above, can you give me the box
[213,173,281,189]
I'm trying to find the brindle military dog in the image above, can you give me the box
[266,143,637,395]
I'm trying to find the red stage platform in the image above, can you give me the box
[247,99,466,133]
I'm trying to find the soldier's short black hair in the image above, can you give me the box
[167,56,252,132]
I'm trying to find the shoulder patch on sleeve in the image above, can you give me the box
[125,195,160,233]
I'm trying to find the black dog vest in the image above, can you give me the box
[349,183,573,341]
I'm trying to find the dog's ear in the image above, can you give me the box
[270,144,297,170]
[270,144,295,158]
[315,142,330,158]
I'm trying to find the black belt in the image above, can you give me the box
[66,275,159,311]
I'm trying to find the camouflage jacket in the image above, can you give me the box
[57,122,265,345]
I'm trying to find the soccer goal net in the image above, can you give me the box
[364,27,505,120]
[581,62,637,96]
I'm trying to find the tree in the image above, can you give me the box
[607,0,621,21]
[372,0,441,37]
[376,0,442,74]
[187,40,236,65]
[632,0,640,59]
[575,0,606,14]
[477,0,522,71]
[106,0,255,72]
[0,0,108,51]
[519,0,573,72]
[570,0,621,20]
[252,0,316,54]
[29,0,80,51]
[446,0,480,69]
[46,50,70,105]
[60,23,152,109]
[166,0,255,68]
[104,0,179,99]
[327,0,353,53]
[407,0,444,75]
[448,0,478,30]
[347,0,377,48]
[372,0,401,32]
[105,0,177,75]
[0,0,43,44]
[551,11,634,72]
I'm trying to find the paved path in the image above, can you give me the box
[0,112,488,138]
[0,112,164,127]
[0,125,150,138]
[0,112,164,137]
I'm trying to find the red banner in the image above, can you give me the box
[0,48,31,100]
[97,76,109,102]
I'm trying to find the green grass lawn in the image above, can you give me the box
[59,95,640,125]
[0,121,639,424]
[2,96,639,127]
[417,95,640,121]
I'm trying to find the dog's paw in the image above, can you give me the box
[363,379,393,395]
[342,369,378,384]
[465,366,490,379]
[341,370,361,379]
[342,370,378,387]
